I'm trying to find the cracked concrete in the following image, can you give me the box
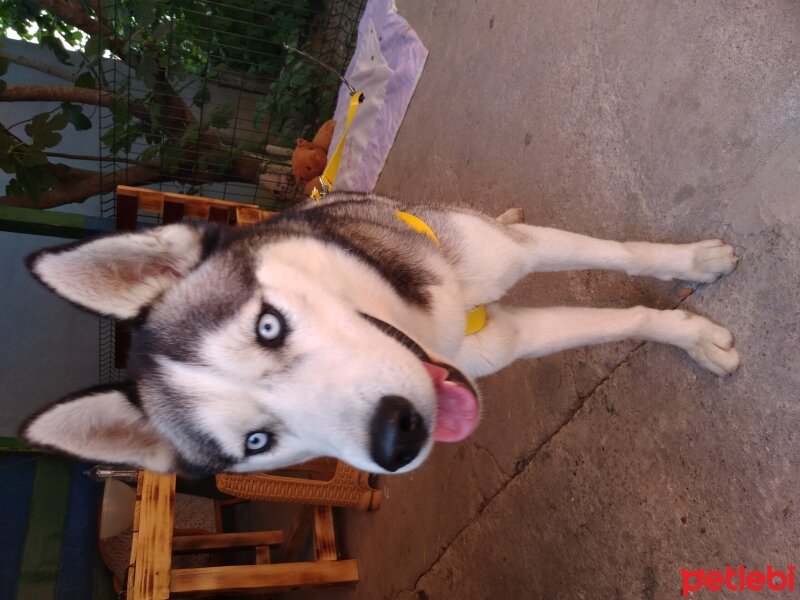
[271,1,800,598]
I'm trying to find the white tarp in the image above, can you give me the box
[327,0,428,192]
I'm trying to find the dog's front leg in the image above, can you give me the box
[455,304,739,378]
[447,218,737,308]
[495,223,739,282]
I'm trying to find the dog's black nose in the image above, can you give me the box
[369,396,427,472]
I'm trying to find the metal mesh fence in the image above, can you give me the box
[96,0,364,383]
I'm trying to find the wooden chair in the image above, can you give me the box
[216,457,382,511]
[127,472,358,599]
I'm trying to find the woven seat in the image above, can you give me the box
[216,458,381,511]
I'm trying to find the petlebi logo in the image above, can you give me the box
[682,565,797,596]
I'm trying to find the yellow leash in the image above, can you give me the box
[310,92,364,201]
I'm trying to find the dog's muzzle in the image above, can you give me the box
[369,395,427,472]
[359,313,481,471]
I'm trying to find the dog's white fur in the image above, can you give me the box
[22,194,739,475]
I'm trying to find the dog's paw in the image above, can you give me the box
[496,207,525,225]
[684,317,740,376]
[683,239,739,283]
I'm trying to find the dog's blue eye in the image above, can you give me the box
[256,306,286,347]
[245,431,272,455]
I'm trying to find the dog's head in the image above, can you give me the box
[22,222,481,476]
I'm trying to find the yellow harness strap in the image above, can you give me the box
[464,304,487,336]
[394,210,487,335]
[307,92,486,334]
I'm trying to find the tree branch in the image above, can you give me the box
[0,164,164,209]
[27,1,198,132]
[0,84,158,132]
[33,0,116,47]
[0,84,111,105]
[0,50,76,83]
[0,152,275,210]
[44,151,145,165]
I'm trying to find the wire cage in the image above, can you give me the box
[96,0,365,383]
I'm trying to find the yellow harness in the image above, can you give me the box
[309,91,487,336]
[394,210,487,335]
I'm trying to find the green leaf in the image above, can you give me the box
[135,55,158,89]
[169,61,187,82]
[25,113,51,138]
[161,144,183,175]
[0,55,9,76]
[192,87,211,107]
[84,36,102,58]
[22,148,48,167]
[209,104,234,129]
[74,72,97,89]
[6,178,26,198]
[151,21,172,43]
[0,133,16,174]
[0,132,11,157]
[8,165,59,203]
[24,111,68,144]
[40,34,73,66]
[132,0,157,28]
[61,103,93,131]
[178,122,201,147]
[34,131,63,149]
[138,145,161,163]
[48,112,70,131]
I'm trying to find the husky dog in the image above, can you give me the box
[22,193,739,476]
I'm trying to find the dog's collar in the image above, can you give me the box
[394,210,487,335]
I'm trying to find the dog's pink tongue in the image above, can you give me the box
[423,363,479,442]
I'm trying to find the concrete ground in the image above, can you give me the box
[265,1,800,598]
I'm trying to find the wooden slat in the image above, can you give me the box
[161,201,185,225]
[136,194,164,214]
[183,201,211,220]
[313,506,337,562]
[114,322,131,369]
[169,560,359,595]
[115,185,276,224]
[171,531,283,553]
[255,546,270,565]
[240,208,278,224]
[116,192,139,232]
[129,531,138,567]
[208,206,231,224]
[138,188,164,207]
[128,472,175,600]
[117,185,260,210]
[162,190,260,210]
[274,506,313,564]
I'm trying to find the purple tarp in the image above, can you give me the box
[327,0,428,193]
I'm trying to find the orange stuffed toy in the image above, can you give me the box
[291,119,336,194]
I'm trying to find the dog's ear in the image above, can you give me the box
[20,384,177,472]
[27,223,206,319]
